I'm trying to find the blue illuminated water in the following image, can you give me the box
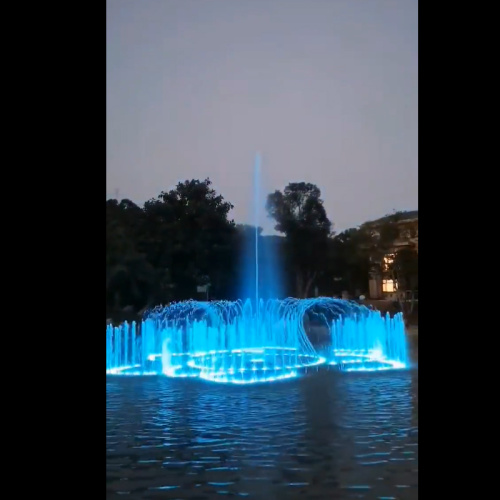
[107,369,418,499]
[106,299,326,383]
[106,298,408,382]
[254,153,260,309]
[238,153,284,302]
[301,298,408,371]
[106,154,409,383]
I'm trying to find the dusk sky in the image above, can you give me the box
[107,0,417,234]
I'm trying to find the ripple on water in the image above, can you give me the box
[106,370,418,499]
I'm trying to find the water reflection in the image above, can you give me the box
[107,369,417,499]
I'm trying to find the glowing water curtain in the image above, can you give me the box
[106,155,407,384]
[296,298,408,372]
[106,297,408,384]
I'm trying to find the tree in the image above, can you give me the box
[390,246,418,291]
[359,211,405,264]
[326,228,372,295]
[266,182,332,298]
[106,255,158,310]
[143,178,236,300]
[106,179,238,312]
[106,199,142,269]
[106,199,158,311]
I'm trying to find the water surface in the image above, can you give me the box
[107,369,418,499]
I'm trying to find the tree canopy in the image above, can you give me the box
[106,179,238,314]
[266,182,333,298]
[106,177,417,317]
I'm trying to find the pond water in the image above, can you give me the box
[107,369,418,500]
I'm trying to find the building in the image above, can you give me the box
[364,210,418,300]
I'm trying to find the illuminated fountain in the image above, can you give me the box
[106,154,408,383]
[105,297,408,381]
[106,298,326,383]
[300,298,408,371]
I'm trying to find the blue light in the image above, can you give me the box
[106,299,326,383]
[106,156,408,383]
[296,297,409,372]
[106,298,407,383]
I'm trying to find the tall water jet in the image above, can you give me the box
[106,156,408,383]
[238,153,284,303]
[254,153,261,313]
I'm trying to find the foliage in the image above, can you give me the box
[266,182,332,297]
[327,228,372,295]
[359,210,418,292]
[106,179,237,314]
[106,176,417,316]
[389,247,418,290]
[143,179,236,300]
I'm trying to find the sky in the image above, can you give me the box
[107,0,417,234]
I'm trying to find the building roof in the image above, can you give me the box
[363,210,418,227]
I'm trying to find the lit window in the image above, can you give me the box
[382,254,394,271]
[383,254,394,264]
[382,279,397,293]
